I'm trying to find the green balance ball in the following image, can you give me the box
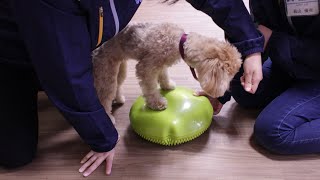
[129,87,213,146]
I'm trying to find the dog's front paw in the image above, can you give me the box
[147,97,167,110]
[113,95,126,104]
[161,80,176,90]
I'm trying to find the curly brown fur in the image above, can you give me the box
[92,22,242,119]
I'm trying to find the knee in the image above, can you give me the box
[0,143,37,169]
[230,81,262,108]
[233,93,261,108]
[254,113,293,155]
[1,151,36,169]
[3,157,34,169]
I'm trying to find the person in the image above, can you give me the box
[205,0,320,155]
[0,0,140,176]
[0,0,263,177]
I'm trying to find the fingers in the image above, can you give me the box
[250,71,263,94]
[79,150,116,177]
[105,152,115,175]
[240,76,245,86]
[80,150,94,164]
[243,72,252,92]
[193,90,223,115]
[82,156,106,177]
[210,98,223,115]
[79,155,98,175]
[242,52,262,94]
[241,72,262,94]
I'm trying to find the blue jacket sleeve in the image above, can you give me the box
[266,32,320,79]
[186,0,264,56]
[11,0,118,152]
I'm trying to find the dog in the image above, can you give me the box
[92,22,242,118]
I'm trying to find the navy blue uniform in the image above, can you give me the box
[0,0,263,167]
[0,0,140,167]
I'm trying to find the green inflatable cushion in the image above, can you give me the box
[129,87,213,146]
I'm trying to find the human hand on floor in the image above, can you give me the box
[257,25,273,50]
[194,91,223,115]
[79,136,120,177]
[241,52,263,94]
[79,149,115,177]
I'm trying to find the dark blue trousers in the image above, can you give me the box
[228,57,320,155]
[0,63,39,168]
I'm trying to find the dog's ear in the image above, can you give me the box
[195,58,231,98]
[222,60,240,75]
[221,45,242,75]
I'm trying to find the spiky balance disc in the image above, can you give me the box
[129,87,213,146]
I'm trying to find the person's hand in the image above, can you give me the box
[257,25,273,50]
[79,149,115,177]
[241,52,263,94]
[194,91,223,115]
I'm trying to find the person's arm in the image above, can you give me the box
[186,0,264,56]
[187,0,264,94]
[11,0,117,176]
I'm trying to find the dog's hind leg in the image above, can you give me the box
[114,61,127,104]
[158,68,176,90]
[136,62,167,110]
[93,57,121,118]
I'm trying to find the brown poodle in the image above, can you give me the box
[92,22,242,117]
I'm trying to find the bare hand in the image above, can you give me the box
[194,91,223,115]
[257,25,273,50]
[241,53,263,94]
[79,149,115,177]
